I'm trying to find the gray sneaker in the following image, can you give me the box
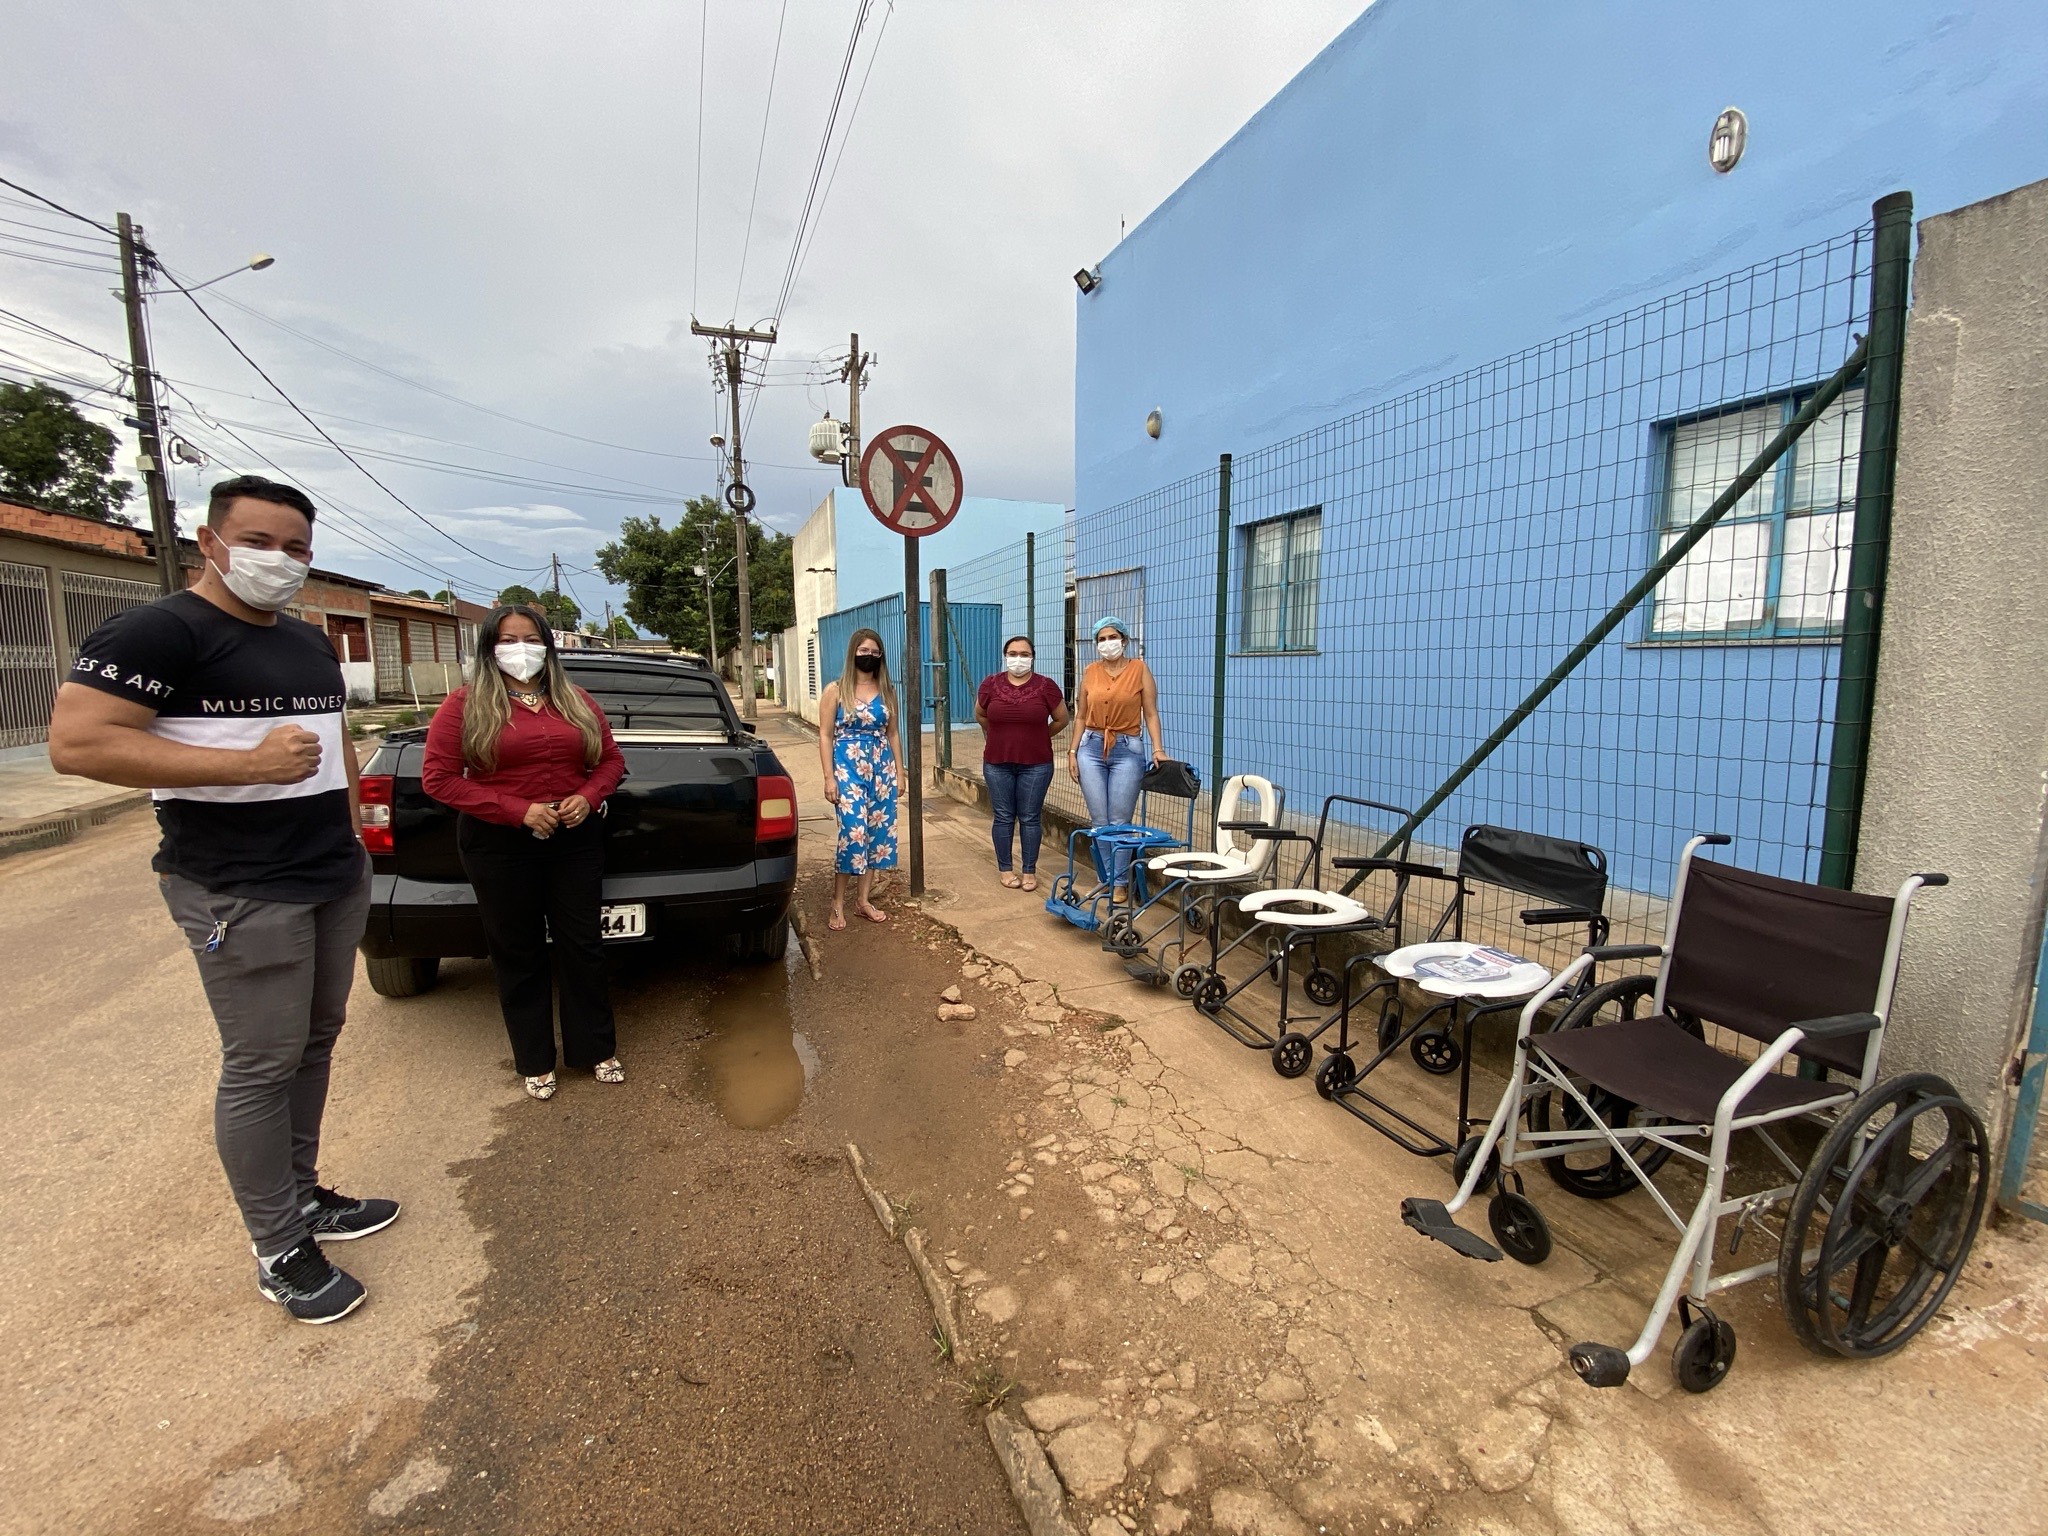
[256,1239,366,1324]
[303,1184,401,1242]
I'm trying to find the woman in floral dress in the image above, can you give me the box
[816,627,903,930]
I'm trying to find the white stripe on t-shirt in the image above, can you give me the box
[148,713,349,803]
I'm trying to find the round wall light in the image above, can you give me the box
[1145,409,1163,439]
[1709,107,1748,174]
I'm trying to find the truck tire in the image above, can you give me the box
[730,914,790,965]
[365,956,441,997]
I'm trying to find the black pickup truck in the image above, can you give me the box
[355,650,797,997]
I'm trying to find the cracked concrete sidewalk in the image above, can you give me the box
[886,760,2048,1536]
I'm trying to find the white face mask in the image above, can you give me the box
[1095,637,1125,662]
[1004,655,1034,678]
[210,542,310,612]
[494,641,549,681]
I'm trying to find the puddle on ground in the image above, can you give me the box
[695,939,819,1129]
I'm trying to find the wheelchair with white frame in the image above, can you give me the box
[1098,774,1284,988]
[1398,833,1989,1393]
[1187,795,1421,1079]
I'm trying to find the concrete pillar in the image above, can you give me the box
[1857,177,2048,1140]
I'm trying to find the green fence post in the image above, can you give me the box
[1025,531,1037,656]
[1212,454,1232,807]
[931,566,951,771]
[1818,191,1914,890]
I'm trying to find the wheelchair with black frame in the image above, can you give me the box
[1044,759,1203,934]
[1099,773,1285,987]
[1185,795,1421,1079]
[1398,833,1989,1393]
[1314,825,1612,1182]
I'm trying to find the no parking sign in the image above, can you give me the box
[858,425,963,536]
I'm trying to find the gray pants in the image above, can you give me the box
[161,865,372,1257]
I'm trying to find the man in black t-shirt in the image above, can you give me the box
[50,475,400,1325]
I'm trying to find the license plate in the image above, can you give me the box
[600,903,648,941]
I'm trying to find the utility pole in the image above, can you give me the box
[691,320,775,725]
[839,332,872,488]
[116,213,181,595]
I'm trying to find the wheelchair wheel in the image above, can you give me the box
[1314,1052,1356,1100]
[1488,1190,1551,1265]
[1171,963,1207,999]
[1103,912,1138,949]
[1376,1000,1403,1054]
[1271,1032,1314,1079]
[1049,874,1075,905]
[1673,1308,1737,1394]
[1531,975,1683,1199]
[1452,1135,1500,1193]
[1303,967,1343,1008]
[1778,1071,1989,1360]
[1195,976,1230,1016]
[1411,1030,1461,1076]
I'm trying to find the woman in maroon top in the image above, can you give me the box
[422,605,627,1100]
[974,635,1070,891]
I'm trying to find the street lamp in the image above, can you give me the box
[180,253,277,293]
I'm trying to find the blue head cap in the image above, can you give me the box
[1092,615,1129,639]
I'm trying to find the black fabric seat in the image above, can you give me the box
[1537,1015,1856,1125]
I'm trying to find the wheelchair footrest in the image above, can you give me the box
[1568,1343,1631,1389]
[1399,1198,1502,1262]
[1124,959,1168,986]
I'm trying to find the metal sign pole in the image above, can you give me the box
[902,533,925,896]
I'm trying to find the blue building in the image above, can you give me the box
[1068,0,2048,903]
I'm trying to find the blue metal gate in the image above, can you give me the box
[817,596,993,726]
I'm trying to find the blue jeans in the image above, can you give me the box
[985,760,1055,873]
[1075,730,1148,888]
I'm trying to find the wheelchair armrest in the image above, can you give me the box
[1790,1011,1882,1040]
[1520,905,1597,925]
[1331,857,1448,879]
[1586,943,1663,962]
[1219,824,1309,842]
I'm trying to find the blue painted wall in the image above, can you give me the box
[1078,0,2048,508]
[1070,0,2048,899]
[818,596,1000,726]
[831,490,1065,614]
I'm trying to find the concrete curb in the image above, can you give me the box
[0,791,150,861]
[984,1411,1085,1536]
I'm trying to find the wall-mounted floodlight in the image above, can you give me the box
[1074,267,1101,295]
[1709,108,1748,173]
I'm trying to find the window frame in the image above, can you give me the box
[1644,386,1863,644]
[1236,507,1322,655]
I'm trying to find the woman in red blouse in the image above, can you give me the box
[422,605,626,1101]
[973,635,1070,892]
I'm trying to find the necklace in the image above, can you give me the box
[508,686,546,709]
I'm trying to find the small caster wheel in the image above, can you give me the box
[1377,1003,1403,1053]
[1488,1189,1552,1265]
[1195,976,1229,1016]
[1452,1135,1500,1192]
[1303,967,1343,1008]
[1672,1308,1737,1393]
[1272,1031,1314,1078]
[1049,875,1074,905]
[1314,1052,1357,1100]
[1412,1030,1462,1076]
[1172,963,1206,999]
[1103,913,1136,947]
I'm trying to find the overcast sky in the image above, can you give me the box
[0,1,1360,616]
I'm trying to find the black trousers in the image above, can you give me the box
[457,813,617,1076]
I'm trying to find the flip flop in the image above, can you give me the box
[859,904,888,923]
[827,911,847,931]
[1000,872,1023,889]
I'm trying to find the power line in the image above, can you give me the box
[155,262,548,573]
[199,287,710,462]
[0,246,121,275]
[730,0,792,321]
[766,0,872,328]
[0,174,120,237]
[782,0,894,319]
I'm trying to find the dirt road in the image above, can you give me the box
[0,809,1029,1534]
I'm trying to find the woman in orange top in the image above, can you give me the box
[1065,615,1167,903]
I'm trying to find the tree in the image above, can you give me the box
[405,588,431,599]
[599,615,638,641]
[0,382,134,524]
[432,588,456,602]
[495,582,579,630]
[595,497,793,656]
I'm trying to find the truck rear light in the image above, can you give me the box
[359,773,395,855]
[755,774,796,842]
